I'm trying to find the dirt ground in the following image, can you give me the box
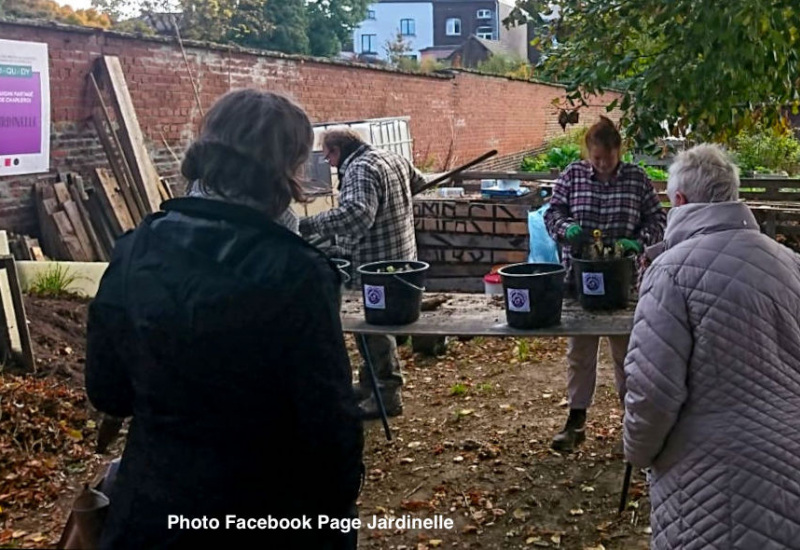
[0,295,650,549]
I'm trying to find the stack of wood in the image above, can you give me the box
[87,55,172,227]
[7,232,45,261]
[31,55,174,262]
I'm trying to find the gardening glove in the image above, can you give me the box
[616,238,643,254]
[565,224,583,245]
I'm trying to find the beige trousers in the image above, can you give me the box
[566,335,630,409]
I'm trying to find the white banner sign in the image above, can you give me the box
[0,39,51,176]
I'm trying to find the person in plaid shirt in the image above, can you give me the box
[544,116,666,453]
[300,128,424,420]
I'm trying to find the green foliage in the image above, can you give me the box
[477,382,494,393]
[732,125,800,175]
[307,0,370,57]
[547,126,588,150]
[27,264,82,297]
[507,0,800,146]
[449,383,468,396]
[521,144,581,172]
[516,339,530,361]
[93,0,367,57]
[476,53,532,78]
[384,31,413,66]
[643,165,668,181]
[6,0,112,27]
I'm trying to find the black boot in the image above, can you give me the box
[359,389,403,420]
[551,409,587,453]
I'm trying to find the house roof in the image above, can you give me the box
[447,35,516,59]
[137,12,183,34]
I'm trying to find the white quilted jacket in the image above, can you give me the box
[624,202,800,549]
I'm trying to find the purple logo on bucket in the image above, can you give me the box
[364,284,386,310]
[582,272,605,296]
[507,288,530,313]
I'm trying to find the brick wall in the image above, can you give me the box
[0,20,620,235]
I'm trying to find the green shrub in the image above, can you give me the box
[27,264,82,297]
[732,126,800,175]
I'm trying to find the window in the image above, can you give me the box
[361,34,377,53]
[367,9,376,19]
[476,26,494,40]
[400,18,415,36]
[477,9,492,19]
[446,18,461,36]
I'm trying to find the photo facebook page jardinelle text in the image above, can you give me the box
[167,514,455,533]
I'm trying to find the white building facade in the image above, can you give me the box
[353,1,434,61]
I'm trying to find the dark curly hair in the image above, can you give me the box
[181,89,312,218]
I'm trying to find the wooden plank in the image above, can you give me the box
[30,246,45,261]
[91,104,144,224]
[425,277,486,293]
[418,248,529,265]
[92,167,135,235]
[157,178,172,202]
[36,193,69,260]
[53,182,71,205]
[0,256,35,371]
[86,191,117,257]
[416,232,529,251]
[21,237,37,260]
[427,263,500,278]
[69,183,108,262]
[415,217,529,235]
[63,200,97,261]
[413,200,530,220]
[52,211,89,261]
[339,293,633,337]
[451,171,556,183]
[98,56,162,213]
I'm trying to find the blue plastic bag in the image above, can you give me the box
[528,204,560,264]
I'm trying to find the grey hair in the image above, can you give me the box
[667,143,740,204]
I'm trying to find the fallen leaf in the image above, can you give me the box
[644,527,652,534]
[542,393,552,399]
[558,398,569,407]
[551,533,562,546]
[400,457,415,464]
[581,486,595,493]
[463,524,478,534]
[526,536,541,544]
[66,428,83,441]
[408,441,422,449]
[453,456,464,463]
[569,508,584,516]
[12,530,27,539]
[513,508,530,520]
[458,409,474,417]
[429,540,443,548]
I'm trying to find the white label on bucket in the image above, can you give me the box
[363,284,386,309]
[507,288,531,313]
[582,272,606,296]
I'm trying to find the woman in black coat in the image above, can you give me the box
[86,90,363,549]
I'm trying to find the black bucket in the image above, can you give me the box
[357,260,429,325]
[330,258,351,287]
[498,263,566,329]
[572,257,633,310]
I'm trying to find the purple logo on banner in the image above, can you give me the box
[0,70,42,156]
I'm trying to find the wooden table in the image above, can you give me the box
[340,292,635,337]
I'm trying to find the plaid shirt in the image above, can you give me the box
[300,145,422,283]
[544,160,667,288]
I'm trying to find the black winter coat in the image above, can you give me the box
[86,197,363,549]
